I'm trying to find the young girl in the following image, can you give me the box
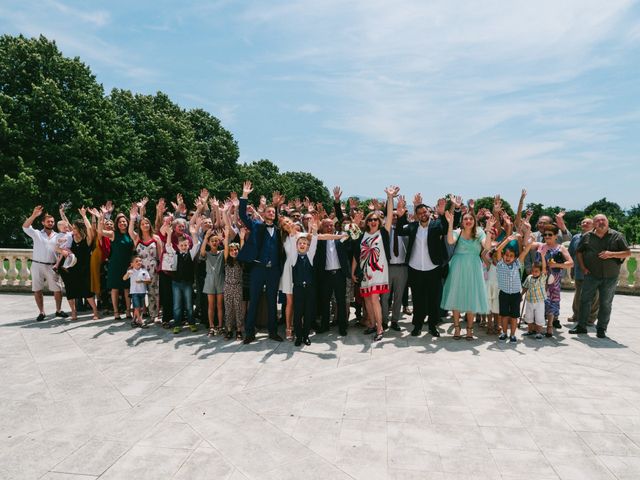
[200,229,225,336]
[223,225,245,340]
[482,248,500,335]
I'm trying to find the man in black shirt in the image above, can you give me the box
[569,214,630,338]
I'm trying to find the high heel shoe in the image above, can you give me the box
[453,325,461,340]
[466,327,474,341]
[285,327,293,341]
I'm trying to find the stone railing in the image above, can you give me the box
[2,247,640,294]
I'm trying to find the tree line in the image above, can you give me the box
[1,35,638,247]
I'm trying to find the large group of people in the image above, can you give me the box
[22,184,631,345]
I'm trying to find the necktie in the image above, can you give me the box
[393,226,399,257]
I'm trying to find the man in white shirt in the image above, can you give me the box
[22,205,67,321]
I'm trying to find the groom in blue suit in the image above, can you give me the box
[238,180,285,344]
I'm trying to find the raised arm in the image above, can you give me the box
[444,210,456,245]
[494,232,517,261]
[128,203,139,244]
[155,198,166,232]
[79,206,93,245]
[239,180,254,228]
[333,186,344,224]
[383,186,400,233]
[200,229,212,258]
[23,205,43,230]
[514,189,526,229]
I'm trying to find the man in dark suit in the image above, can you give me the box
[396,194,460,337]
[238,180,285,344]
[314,187,351,336]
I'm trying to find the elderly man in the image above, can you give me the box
[22,205,68,321]
[569,214,630,338]
[568,218,599,323]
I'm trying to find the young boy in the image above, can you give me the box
[521,255,548,340]
[496,233,532,343]
[165,227,201,334]
[289,222,318,347]
[123,255,151,328]
[53,219,73,273]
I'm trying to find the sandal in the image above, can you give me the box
[138,320,149,329]
[466,328,474,341]
[236,331,243,340]
[224,330,234,340]
[373,332,383,342]
[285,327,293,341]
[208,327,216,336]
[453,325,461,340]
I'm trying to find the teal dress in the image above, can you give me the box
[441,229,489,314]
[106,231,134,290]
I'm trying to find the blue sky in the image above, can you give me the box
[2,0,639,210]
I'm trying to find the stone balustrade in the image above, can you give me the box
[2,247,640,294]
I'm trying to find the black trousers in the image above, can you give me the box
[159,271,173,323]
[408,266,443,331]
[320,270,347,331]
[293,284,316,339]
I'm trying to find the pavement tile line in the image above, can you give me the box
[2,292,640,479]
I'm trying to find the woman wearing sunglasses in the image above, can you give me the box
[536,224,573,337]
[351,186,400,341]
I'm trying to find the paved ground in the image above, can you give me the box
[1,291,640,480]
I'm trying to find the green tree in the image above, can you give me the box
[0,34,111,246]
[584,198,625,230]
[475,197,514,217]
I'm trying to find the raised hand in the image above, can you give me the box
[493,194,502,212]
[32,205,44,217]
[294,198,303,210]
[139,196,149,208]
[272,190,285,206]
[104,200,113,214]
[485,217,496,232]
[451,195,463,209]
[130,203,139,220]
[384,185,400,198]
[468,198,475,211]
[238,227,247,241]
[502,213,512,227]
[200,188,209,202]
[436,198,446,216]
[520,188,527,199]
[157,198,167,215]
[348,197,358,210]
[242,180,253,198]
[444,210,454,224]
[396,195,407,217]
[78,206,87,218]
[413,193,423,206]
[333,186,342,202]
[87,207,100,217]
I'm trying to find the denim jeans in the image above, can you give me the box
[172,280,194,325]
[578,275,618,331]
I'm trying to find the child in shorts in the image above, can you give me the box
[521,256,547,340]
[123,255,151,328]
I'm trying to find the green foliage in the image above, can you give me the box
[0,34,330,247]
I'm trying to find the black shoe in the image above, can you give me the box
[410,327,421,337]
[428,328,440,337]
[303,336,311,346]
[373,332,383,342]
[363,327,376,334]
[295,338,302,346]
[55,311,69,318]
[553,320,562,329]
[243,335,255,345]
[36,313,46,322]
[315,326,329,334]
[568,327,588,334]
[269,333,284,342]
[339,329,348,336]
[596,328,607,339]
[390,322,401,332]
[382,322,389,331]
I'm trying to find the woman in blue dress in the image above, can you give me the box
[441,207,494,340]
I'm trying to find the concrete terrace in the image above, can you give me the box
[2,291,640,480]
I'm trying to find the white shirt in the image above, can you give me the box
[128,268,150,294]
[325,239,341,270]
[389,226,407,264]
[408,223,437,272]
[23,226,61,263]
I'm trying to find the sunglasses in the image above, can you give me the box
[367,218,380,223]
[543,233,555,237]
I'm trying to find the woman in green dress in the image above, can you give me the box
[441,208,494,340]
[100,212,134,319]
